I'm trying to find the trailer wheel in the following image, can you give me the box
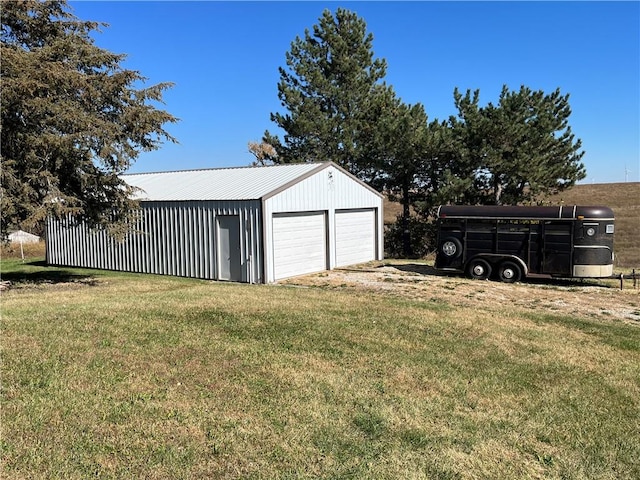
[441,237,462,258]
[497,261,522,283]
[467,258,492,280]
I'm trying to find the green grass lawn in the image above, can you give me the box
[1,260,639,479]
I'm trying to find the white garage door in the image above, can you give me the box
[335,209,376,267]
[273,212,327,280]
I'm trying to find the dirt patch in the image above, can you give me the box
[281,261,640,325]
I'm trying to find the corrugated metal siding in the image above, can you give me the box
[46,200,263,283]
[124,163,322,201]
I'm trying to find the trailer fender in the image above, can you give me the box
[501,256,528,277]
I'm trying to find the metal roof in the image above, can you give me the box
[123,162,327,201]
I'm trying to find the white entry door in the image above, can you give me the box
[272,212,327,280]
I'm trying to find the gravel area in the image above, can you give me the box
[281,261,640,325]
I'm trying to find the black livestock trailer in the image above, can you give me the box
[434,205,615,283]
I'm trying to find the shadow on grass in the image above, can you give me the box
[386,263,449,277]
[1,260,99,287]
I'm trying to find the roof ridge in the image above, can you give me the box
[122,161,329,177]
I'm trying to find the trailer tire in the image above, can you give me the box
[466,258,492,280]
[441,237,462,259]
[497,261,522,283]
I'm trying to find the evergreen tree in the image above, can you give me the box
[375,101,431,255]
[453,85,586,205]
[264,8,389,180]
[381,106,478,256]
[1,0,178,237]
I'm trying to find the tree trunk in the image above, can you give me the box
[494,176,503,205]
[402,176,413,257]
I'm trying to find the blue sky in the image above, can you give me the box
[70,1,639,184]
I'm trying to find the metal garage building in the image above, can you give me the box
[46,162,384,283]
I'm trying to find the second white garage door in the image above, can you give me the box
[335,209,377,267]
[272,212,327,280]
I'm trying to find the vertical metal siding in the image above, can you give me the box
[46,200,263,283]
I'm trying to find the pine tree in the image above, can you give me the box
[375,101,430,255]
[264,8,390,180]
[453,85,586,205]
[1,0,178,237]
